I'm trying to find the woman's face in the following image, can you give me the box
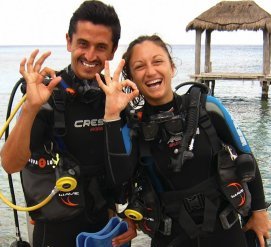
[129,41,175,106]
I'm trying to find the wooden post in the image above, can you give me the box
[261,81,269,100]
[205,30,212,73]
[195,29,202,75]
[263,30,270,74]
[269,32,271,74]
[262,30,270,100]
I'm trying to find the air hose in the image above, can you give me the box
[0,187,59,212]
[0,88,75,212]
[0,95,26,139]
[171,82,209,172]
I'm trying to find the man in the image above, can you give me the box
[0,1,136,246]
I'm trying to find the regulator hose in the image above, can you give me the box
[0,187,60,211]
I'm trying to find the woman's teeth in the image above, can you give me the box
[146,79,162,87]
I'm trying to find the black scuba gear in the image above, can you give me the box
[21,143,85,222]
[60,65,104,104]
[140,111,185,141]
[20,67,116,223]
[123,82,256,241]
[169,85,205,172]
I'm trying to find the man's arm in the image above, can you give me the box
[0,49,61,173]
[1,102,39,173]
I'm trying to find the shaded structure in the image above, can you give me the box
[186,0,271,99]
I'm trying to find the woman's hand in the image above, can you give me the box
[20,49,61,112]
[112,217,137,247]
[96,59,139,121]
[243,210,271,247]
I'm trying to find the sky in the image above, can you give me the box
[1,0,271,46]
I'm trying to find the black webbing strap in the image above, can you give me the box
[52,88,66,136]
[175,89,222,156]
[138,136,164,193]
[161,177,221,239]
[198,98,222,155]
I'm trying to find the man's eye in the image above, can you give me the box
[78,41,87,47]
[97,45,107,51]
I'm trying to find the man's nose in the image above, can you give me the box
[85,47,96,61]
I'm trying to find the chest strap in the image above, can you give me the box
[198,98,222,155]
[160,177,222,239]
[52,88,66,136]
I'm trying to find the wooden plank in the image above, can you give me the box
[190,72,271,81]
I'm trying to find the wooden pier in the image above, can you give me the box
[186,1,271,100]
[191,72,270,99]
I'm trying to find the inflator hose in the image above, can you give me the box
[172,85,202,172]
[0,94,26,139]
[0,94,64,212]
[0,187,59,211]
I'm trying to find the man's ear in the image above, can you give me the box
[66,33,72,52]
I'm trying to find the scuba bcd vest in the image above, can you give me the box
[124,82,256,239]
[20,67,109,222]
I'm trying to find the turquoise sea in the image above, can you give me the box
[0,44,270,246]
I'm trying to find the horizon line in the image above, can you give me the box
[0,43,264,47]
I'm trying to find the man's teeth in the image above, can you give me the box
[82,61,96,68]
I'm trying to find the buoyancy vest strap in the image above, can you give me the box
[202,196,219,232]
[172,87,202,172]
[176,89,221,156]
[178,202,201,238]
[198,96,222,155]
[138,137,164,193]
[177,195,219,238]
[161,177,221,238]
[52,88,66,136]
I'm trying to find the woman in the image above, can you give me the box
[97,35,270,247]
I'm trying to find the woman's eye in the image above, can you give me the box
[134,65,143,70]
[154,60,163,64]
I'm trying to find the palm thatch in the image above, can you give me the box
[186,1,271,32]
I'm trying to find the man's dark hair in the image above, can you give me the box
[68,0,121,50]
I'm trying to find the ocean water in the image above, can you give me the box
[0,44,270,247]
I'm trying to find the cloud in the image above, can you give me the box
[0,0,270,45]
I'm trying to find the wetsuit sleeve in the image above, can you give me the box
[206,95,266,210]
[248,164,266,210]
[104,119,137,186]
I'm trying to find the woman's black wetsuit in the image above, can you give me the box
[104,93,266,247]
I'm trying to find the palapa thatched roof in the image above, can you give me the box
[186,1,271,32]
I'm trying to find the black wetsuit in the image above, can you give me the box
[21,67,115,247]
[104,93,266,247]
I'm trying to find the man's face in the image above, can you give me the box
[66,20,116,80]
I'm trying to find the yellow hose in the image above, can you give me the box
[0,94,26,139]
[0,94,62,212]
[0,187,59,211]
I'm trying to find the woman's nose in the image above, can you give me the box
[145,65,156,76]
